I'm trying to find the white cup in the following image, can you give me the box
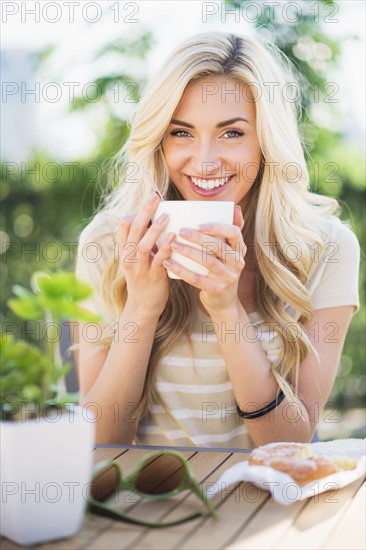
[152,201,235,279]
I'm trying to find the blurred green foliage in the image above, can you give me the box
[1,12,365,419]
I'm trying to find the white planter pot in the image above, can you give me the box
[0,406,95,546]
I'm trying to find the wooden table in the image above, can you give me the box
[1,445,365,550]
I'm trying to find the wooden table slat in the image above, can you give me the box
[272,477,365,550]
[92,447,128,464]
[225,495,308,550]
[321,478,366,550]
[178,482,269,550]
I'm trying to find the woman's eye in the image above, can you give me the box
[223,130,244,138]
[169,129,244,139]
[170,130,191,137]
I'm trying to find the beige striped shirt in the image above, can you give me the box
[135,307,268,448]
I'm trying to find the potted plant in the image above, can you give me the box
[1,271,100,546]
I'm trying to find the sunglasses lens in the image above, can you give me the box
[135,454,186,495]
[90,464,120,502]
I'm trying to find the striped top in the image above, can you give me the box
[75,211,360,449]
[135,307,278,448]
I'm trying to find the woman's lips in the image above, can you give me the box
[187,175,233,197]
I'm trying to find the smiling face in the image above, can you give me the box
[162,76,262,209]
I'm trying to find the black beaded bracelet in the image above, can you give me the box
[236,390,286,419]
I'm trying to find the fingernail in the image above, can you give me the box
[198,224,212,231]
[179,228,192,236]
[148,192,159,204]
[157,213,168,224]
[165,232,176,244]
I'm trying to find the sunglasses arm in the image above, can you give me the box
[189,477,219,518]
[87,499,207,527]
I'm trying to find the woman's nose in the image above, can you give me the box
[190,140,223,177]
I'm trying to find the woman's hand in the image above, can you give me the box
[118,192,175,319]
[162,205,246,314]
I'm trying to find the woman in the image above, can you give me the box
[75,32,360,447]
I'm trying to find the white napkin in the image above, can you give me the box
[207,439,366,506]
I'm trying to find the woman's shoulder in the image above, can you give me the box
[78,211,117,247]
[315,215,360,256]
[305,215,361,314]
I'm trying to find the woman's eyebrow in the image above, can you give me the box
[170,117,250,128]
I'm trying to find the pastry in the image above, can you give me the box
[248,443,357,485]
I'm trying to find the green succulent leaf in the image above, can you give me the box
[11,285,34,298]
[37,272,94,301]
[7,297,43,320]
[52,393,80,407]
[22,385,42,402]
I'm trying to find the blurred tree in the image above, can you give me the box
[1,30,153,336]
[225,0,362,175]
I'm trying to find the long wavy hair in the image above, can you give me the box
[89,31,341,419]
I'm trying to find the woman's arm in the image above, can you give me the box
[76,193,176,444]
[78,302,161,444]
[207,303,355,446]
[162,207,358,445]
[296,305,355,435]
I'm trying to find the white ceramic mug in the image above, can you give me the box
[152,200,235,279]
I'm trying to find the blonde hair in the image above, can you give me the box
[91,31,341,419]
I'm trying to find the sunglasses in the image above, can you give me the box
[87,450,218,527]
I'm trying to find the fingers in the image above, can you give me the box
[118,213,137,241]
[174,226,246,273]
[178,229,226,256]
[198,221,246,269]
[137,212,170,260]
[118,192,170,267]
[198,222,243,244]
[169,239,238,284]
[151,232,176,270]
[163,261,213,290]
[162,256,229,292]
[233,204,244,230]
[128,192,162,243]
[199,204,245,246]
[118,214,138,265]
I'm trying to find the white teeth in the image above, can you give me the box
[191,176,229,190]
